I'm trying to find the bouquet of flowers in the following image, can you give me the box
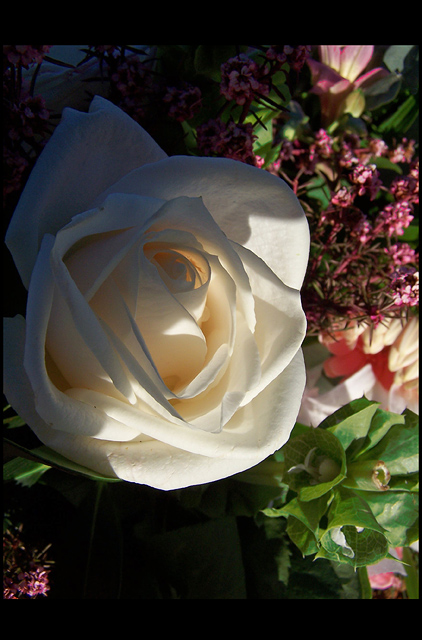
[3,44,418,599]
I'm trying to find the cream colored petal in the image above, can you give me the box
[232,242,306,405]
[6,97,167,289]
[94,156,310,291]
[22,236,143,440]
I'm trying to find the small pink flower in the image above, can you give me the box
[389,138,416,163]
[4,45,51,68]
[350,162,382,199]
[331,185,356,208]
[368,137,389,157]
[267,45,312,71]
[314,128,334,157]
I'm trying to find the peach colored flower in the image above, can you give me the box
[321,316,419,413]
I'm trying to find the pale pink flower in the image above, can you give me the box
[307,45,390,125]
[368,548,407,590]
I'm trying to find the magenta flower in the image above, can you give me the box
[308,45,389,125]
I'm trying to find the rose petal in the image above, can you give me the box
[22,236,145,441]
[12,350,306,490]
[5,97,167,289]
[232,242,307,404]
[94,155,310,291]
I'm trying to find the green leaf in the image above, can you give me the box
[306,175,332,209]
[286,517,319,556]
[356,412,418,475]
[3,457,50,487]
[319,397,380,451]
[317,488,388,568]
[268,493,332,557]
[357,488,419,548]
[353,407,405,458]
[401,222,419,242]
[282,427,346,501]
[3,437,121,483]
[377,93,419,133]
[362,72,402,111]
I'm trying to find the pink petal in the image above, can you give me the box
[339,45,374,82]
[354,67,390,89]
[319,45,341,72]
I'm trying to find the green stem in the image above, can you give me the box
[358,566,373,599]
[402,547,419,599]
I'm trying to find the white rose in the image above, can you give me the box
[4,96,309,490]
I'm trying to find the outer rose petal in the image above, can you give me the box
[5,96,167,289]
[4,311,306,489]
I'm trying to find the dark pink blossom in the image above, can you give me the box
[196,118,257,163]
[3,45,51,68]
[350,162,382,199]
[163,84,202,122]
[376,201,414,237]
[220,54,270,105]
[390,267,419,307]
[331,185,356,208]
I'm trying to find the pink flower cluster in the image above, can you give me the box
[376,201,414,237]
[391,267,419,307]
[111,57,157,121]
[3,45,51,69]
[350,162,382,199]
[7,94,50,141]
[266,45,312,71]
[163,84,202,122]
[275,125,419,335]
[3,526,52,599]
[4,564,51,599]
[220,54,270,106]
[196,117,257,164]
